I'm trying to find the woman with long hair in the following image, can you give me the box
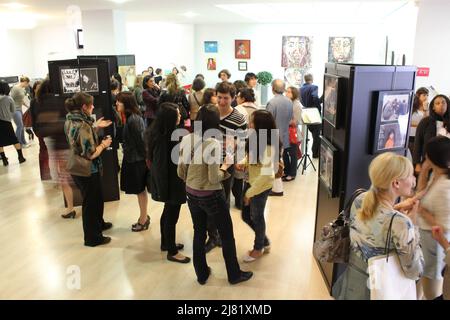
[116,92,150,232]
[333,152,424,299]
[178,104,253,285]
[64,92,113,246]
[159,74,189,124]
[413,94,450,175]
[239,110,278,262]
[142,75,160,127]
[409,87,429,154]
[416,136,450,299]
[146,102,190,263]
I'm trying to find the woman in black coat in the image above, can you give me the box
[413,94,450,175]
[146,102,190,263]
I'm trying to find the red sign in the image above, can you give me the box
[417,67,430,77]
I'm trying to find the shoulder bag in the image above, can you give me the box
[313,188,366,263]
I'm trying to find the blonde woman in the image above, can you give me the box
[333,152,424,300]
[159,74,189,124]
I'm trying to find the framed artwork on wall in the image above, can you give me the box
[323,74,341,128]
[80,67,99,94]
[371,90,413,154]
[207,58,216,70]
[238,61,247,71]
[204,41,218,53]
[328,37,355,63]
[281,36,312,69]
[235,40,251,59]
[319,136,338,197]
[60,67,81,95]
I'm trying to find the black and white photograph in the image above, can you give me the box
[319,137,337,196]
[80,67,99,93]
[380,92,410,122]
[323,74,340,127]
[60,68,80,94]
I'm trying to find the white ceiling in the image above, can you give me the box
[0,0,414,28]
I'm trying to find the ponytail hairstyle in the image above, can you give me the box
[65,92,94,112]
[425,136,450,179]
[358,152,414,221]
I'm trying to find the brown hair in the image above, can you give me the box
[203,88,217,105]
[287,86,300,101]
[218,69,231,80]
[116,91,140,117]
[216,81,236,99]
[65,92,94,112]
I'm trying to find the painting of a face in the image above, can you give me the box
[328,37,355,63]
[281,36,312,69]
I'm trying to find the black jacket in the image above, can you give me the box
[148,138,186,204]
[122,113,146,163]
[159,90,189,121]
[413,107,450,165]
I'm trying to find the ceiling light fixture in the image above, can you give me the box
[2,2,28,10]
[181,11,199,18]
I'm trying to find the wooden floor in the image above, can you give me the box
[0,142,331,300]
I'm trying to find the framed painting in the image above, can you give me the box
[204,41,218,53]
[235,40,251,59]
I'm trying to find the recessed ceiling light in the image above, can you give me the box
[2,2,28,10]
[107,0,132,4]
[181,11,199,18]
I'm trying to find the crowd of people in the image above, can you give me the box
[1,68,449,295]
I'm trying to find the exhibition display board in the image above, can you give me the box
[47,58,120,204]
[314,63,416,294]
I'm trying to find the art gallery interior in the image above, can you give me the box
[0,0,449,301]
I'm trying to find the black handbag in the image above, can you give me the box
[313,188,366,263]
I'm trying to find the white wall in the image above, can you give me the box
[0,29,35,78]
[194,18,417,93]
[32,25,82,79]
[413,0,450,93]
[126,22,195,81]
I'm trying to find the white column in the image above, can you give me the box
[82,10,127,55]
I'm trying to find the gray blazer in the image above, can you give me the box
[266,94,293,149]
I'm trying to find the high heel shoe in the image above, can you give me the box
[131,215,150,232]
[61,210,76,219]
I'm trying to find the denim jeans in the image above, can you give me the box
[241,184,271,251]
[187,190,241,282]
[13,110,27,145]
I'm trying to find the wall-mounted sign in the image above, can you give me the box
[417,67,430,77]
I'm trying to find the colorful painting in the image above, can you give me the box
[235,40,251,59]
[204,41,218,53]
[118,65,136,89]
[207,58,216,71]
[284,68,304,87]
[281,36,312,69]
[328,37,355,63]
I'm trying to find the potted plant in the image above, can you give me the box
[256,71,273,106]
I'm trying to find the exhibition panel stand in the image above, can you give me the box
[313,63,416,295]
[47,58,120,205]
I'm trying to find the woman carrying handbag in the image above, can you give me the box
[64,92,113,247]
[332,152,424,300]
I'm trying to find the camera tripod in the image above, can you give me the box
[297,126,317,175]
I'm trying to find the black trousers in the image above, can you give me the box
[231,177,243,208]
[72,173,105,246]
[283,144,298,177]
[308,124,321,157]
[206,167,234,242]
[187,191,241,282]
[160,203,182,256]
